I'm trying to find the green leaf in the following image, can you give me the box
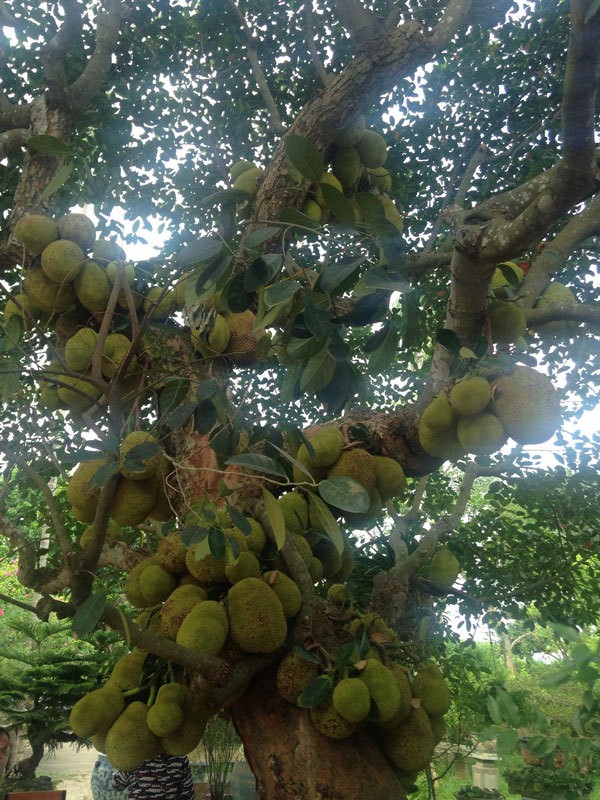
[495,729,519,755]
[40,163,73,199]
[303,301,331,340]
[585,0,600,21]
[283,135,323,181]
[227,505,251,535]
[549,622,581,642]
[262,488,286,550]
[278,207,320,229]
[355,192,386,223]
[28,134,71,155]
[307,493,344,554]
[72,593,107,639]
[167,401,196,431]
[319,183,356,225]
[319,477,370,513]
[243,226,281,249]
[495,688,522,727]
[263,279,301,308]
[181,526,210,549]
[177,237,224,268]
[334,293,388,326]
[363,267,411,293]
[486,694,503,725]
[209,528,226,560]
[300,345,336,394]
[436,328,463,354]
[296,674,333,708]
[159,379,190,414]
[244,254,282,291]
[225,453,287,479]
[318,256,364,295]
[280,363,302,404]
[87,461,119,489]
[367,321,399,374]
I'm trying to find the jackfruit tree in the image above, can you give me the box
[0,1,599,798]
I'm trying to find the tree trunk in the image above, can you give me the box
[231,669,406,800]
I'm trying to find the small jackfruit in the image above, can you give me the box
[156,532,188,574]
[373,456,406,501]
[418,422,464,461]
[123,557,160,608]
[227,577,287,653]
[379,706,435,773]
[354,129,387,168]
[489,300,527,344]
[292,444,328,486]
[357,659,401,722]
[119,430,163,480]
[412,663,451,716]
[24,265,75,313]
[456,411,507,455]
[492,366,561,444]
[161,688,208,756]
[73,259,112,313]
[105,701,163,771]
[449,377,492,416]
[69,684,125,738]
[225,551,261,583]
[159,584,207,640]
[262,571,302,619]
[491,260,524,296]
[176,600,229,655]
[333,146,362,189]
[65,328,98,372]
[101,332,135,378]
[326,448,377,494]
[276,651,320,704]
[332,677,371,723]
[233,517,267,553]
[138,563,178,605]
[223,310,265,366]
[111,477,157,526]
[535,281,578,337]
[309,697,357,739]
[143,286,176,320]
[428,548,460,590]
[147,700,184,738]
[230,159,256,180]
[278,491,309,533]
[107,650,147,690]
[232,166,264,196]
[421,394,457,432]
[304,428,345,469]
[66,459,108,521]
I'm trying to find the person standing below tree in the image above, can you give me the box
[113,753,195,799]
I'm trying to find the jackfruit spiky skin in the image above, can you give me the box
[354,129,387,168]
[69,684,125,738]
[161,688,208,756]
[57,373,101,410]
[380,706,435,773]
[66,459,108,520]
[111,477,157,526]
[106,650,147,691]
[535,282,578,337]
[262,571,302,619]
[64,328,98,372]
[428,548,460,590]
[333,146,362,189]
[176,600,229,655]
[309,698,357,740]
[233,517,267,553]
[147,700,185,738]
[276,651,320,704]
[142,286,176,320]
[225,551,261,583]
[456,411,507,455]
[14,214,58,255]
[492,365,561,444]
[105,701,163,772]
[185,529,248,584]
[412,663,451,716]
[326,448,377,494]
[357,659,402,723]
[489,300,527,344]
[223,310,265,366]
[40,239,85,283]
[332,677,371,723]
[230,159,256,181]
[119,431,162,480]
[138,563,178,605]
[376,665,413,729]
[449,377,492,416]
[373,456,406,501]
[101,332,134,378]
[277,491,309,533]
[57,212,96,251]
[73,259,112,313]
[327,583,348,605]
[159,584,207,640]
[305,428,345,469]
[24,265,75,313]
[79,519,122,549]
[421,394,457,432]
[123,557,160,608]
[418,421,464,461]
[156,532,188,574]
[227,577,287,654]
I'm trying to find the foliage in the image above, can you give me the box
[503,764,594,800]
[202,716,240,800]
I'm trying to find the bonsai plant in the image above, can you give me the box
[454,787,504,800]
[503,764,593,800]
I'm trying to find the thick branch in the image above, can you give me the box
[525,302,600,328]
[42,0,84,102]
[304,2,330,86]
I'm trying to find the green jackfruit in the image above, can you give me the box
[489,300,527,344]
[418,422,464,461]
[278,491,309,533]
[333,146,362,189]
[101,332,135,378]
[111,477,157,526]
[57,212,96,251]
[138,563,178,605]
[159,584,207,640]
[93,238,126,263]
[40,239,85,283]
[119,430,163,480]
[332,677,371,723]
[65,328,98,372]
[276,651,319,704]
[147,700,184,738]
[491,260,524,296]
[185,528,248,584]
[143,286,176,320]
[225,551,261,583]
[69,684,125,738]
[380,706,435,772]
[105,701,163,771]
[66,459,108,521]
[357,658,401,722]
[230,159,256,180]
[309,697,357,739]
[327,583,348,605]
[304,428,345,468]
[457,411,507,455]
[449,377,492,416]
[24,265,75,314]
[176,600,229,656]
[232,517,267,553]
[326,448,377,494]
[292,444,328,486]
[354,129,387,168]
[262,571,302,619]
[14,214,58,255]
[428,548,460,590]
[227,577,287,653]
[334,116,366,147]
[492,366,561,444]
[161,688,208,756]
[106,650,147,691]
[156,532,188,574]
[123,557,160,608]
[233,166,264,196]
[373,456,406,501]
[535,282,578,337]
[73,260,112,313]
[421,394,458,432]
[412,663,451,716]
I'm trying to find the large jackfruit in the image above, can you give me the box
[161,688,208,756]
[111,477,157,526]
[376,665,413,729]
[41,239,85,283]
[138,563,178,605]
[223,310,265,366]
[73,259,112,313]
[159,583,207,639]
[332,677,371,723]
[457,411,507,455]
[276,650,319,704]
[277,491,309,533]
[326,448,377,494]
[105,701,163,771]
[106,650,148,691]
[357,658,401,723]
[449,377,492,416]
[489,300,527,344]
[57,212,96,251]
[147,698,184,738]
[421,394,457,432]
[65,328,98,372]
[156,532,188,574]
[412,663,451,717]
[292,443,328,486]
[428,548,460,590]
[492,365,561,444]
[57,372,101,410]
[225,551,261,583]
[373,456,406,501]
[380,706,435,773]
[69,684,125,738]
[176,600,229,656]
[418,421,464,461]
[227,577,287,654]
[24,265,75,314]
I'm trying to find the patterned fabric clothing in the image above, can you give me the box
[113,754,195,799]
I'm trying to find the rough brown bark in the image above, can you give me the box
[231,668,407,800]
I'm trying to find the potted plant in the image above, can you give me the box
[454,787,504,800]
[503,765,593,800]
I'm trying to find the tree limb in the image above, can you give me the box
[42,0,84,104]
[304,1,331,87]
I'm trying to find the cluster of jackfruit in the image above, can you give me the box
[276,642,451,787]
[69,651,209,771]
[291,426,407,525]
[419,365,561,460]
[67,430,173,534]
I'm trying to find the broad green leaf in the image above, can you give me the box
[495,729,519,755]
[87,460,119,488]
[318,256,364,295]
[549,622,581,642]
[226,453,287,478]
[177,237,224,268]
[307,493,344,554]
[283,135,323,181]
[195,398,219,434]
[72,593,107,638]
[303,301,331,340]
[28,134,71,155]
[318,477,370,513]
[300,345,336,394]
[367,321,399,374]
[278,207,320,229]
[355,192,386,223]
[486,694,503,725]
[159,379,190,414]
[227,505,252,535]
[334,293,388,326]
[363,266,411,293]
[263,280,301,308]
[262,488,286,550]
[319,183,356,225]
[495,688,522,727]
[243,226,281,249]
[297,674,333,708]
[40,163,73,199]
[436,328,463,354]
[167,401,196,431]
[244,254,282,291]
[208,528,227,560]
[181,526,210,549]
